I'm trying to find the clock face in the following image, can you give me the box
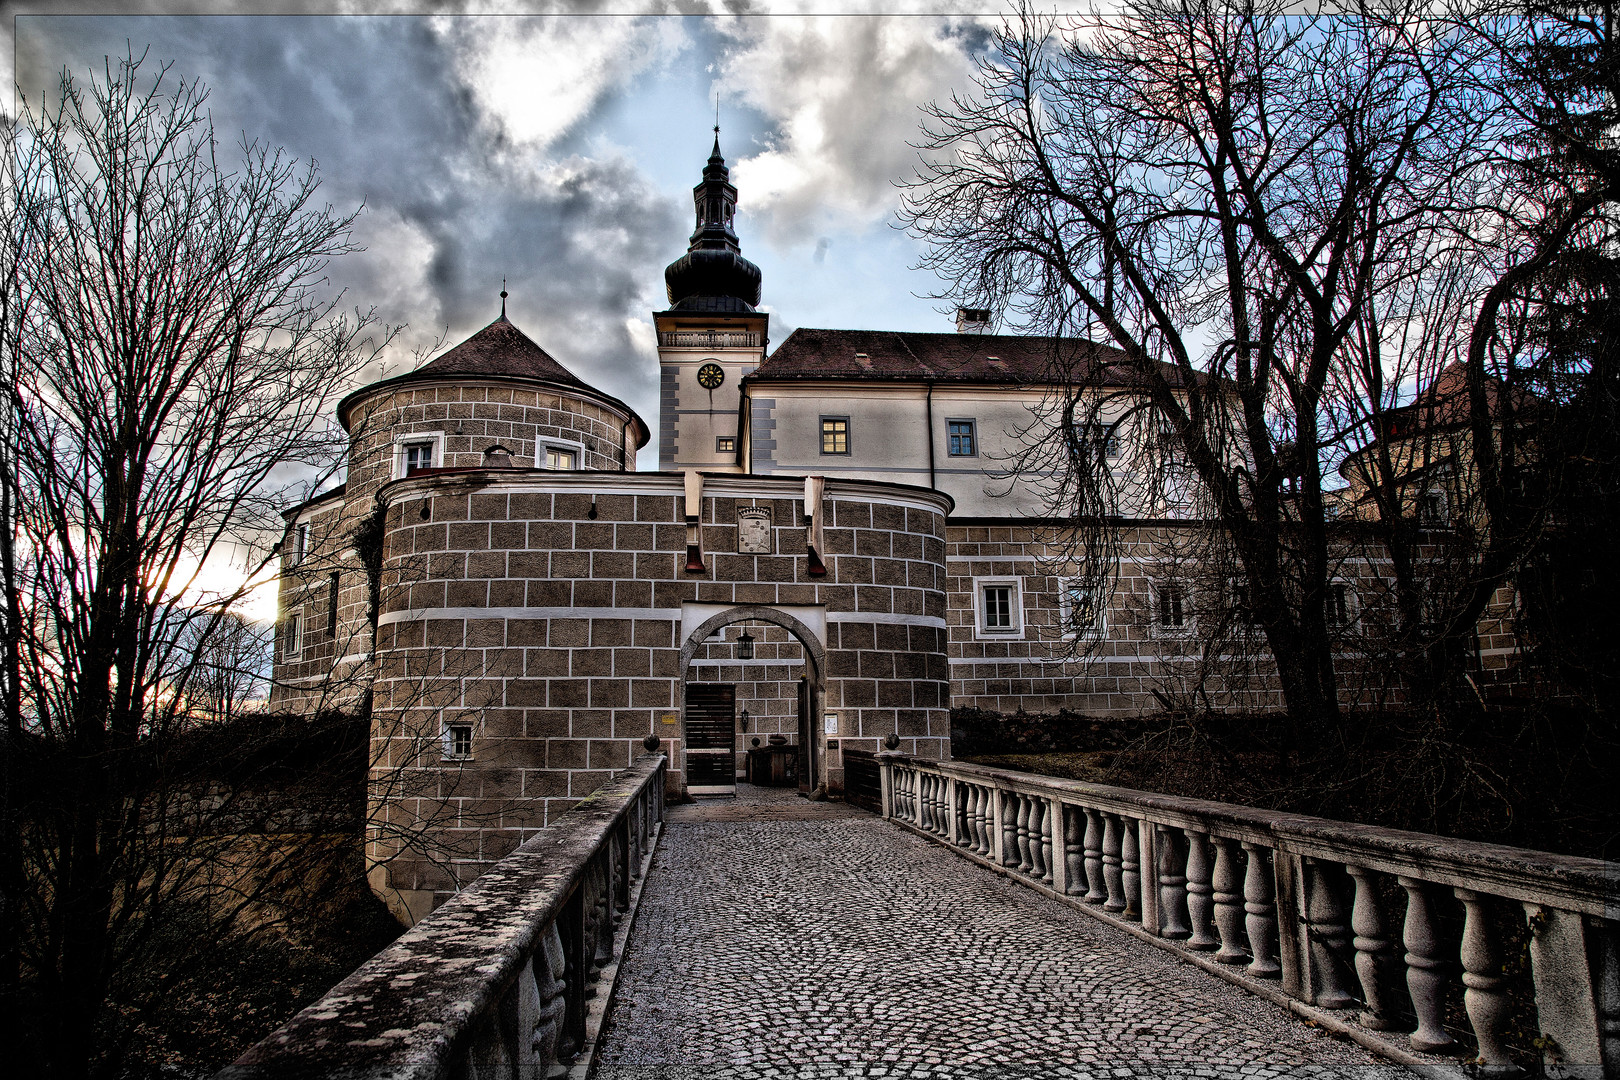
[696,362,725,390]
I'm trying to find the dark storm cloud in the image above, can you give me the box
[13,14,684,425]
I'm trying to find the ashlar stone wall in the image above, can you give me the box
[946,522,1399,716]
[366,471,952,917]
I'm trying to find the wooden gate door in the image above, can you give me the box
[684,683,736,796]
[795,676,816,793]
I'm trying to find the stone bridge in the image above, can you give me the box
[218,754,1615,1079]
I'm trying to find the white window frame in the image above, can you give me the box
[973,576,1024,639]
[393,431,446,479]
[284,611,303,660]
[293,522,309,565]
[1059,579,1106,639]
[538,437,586,470]
[441,722,475,761]
[1153,582,1193,637]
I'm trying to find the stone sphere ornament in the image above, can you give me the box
[643,734,661,752]
[883,733,901,750]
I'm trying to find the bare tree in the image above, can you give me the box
[902,0,1615,731]
[1,52,396,1077]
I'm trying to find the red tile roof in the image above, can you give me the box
[749,328,1190,386]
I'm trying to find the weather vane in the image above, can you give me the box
[500,278,508,318]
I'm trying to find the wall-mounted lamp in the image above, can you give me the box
[738,708,750,733]
[736,629,754,661]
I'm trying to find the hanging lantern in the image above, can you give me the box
[736,629,755,660]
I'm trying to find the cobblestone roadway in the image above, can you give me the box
[596,787,1409,1079]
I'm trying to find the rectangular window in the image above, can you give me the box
[983,586,1014,629]
[1077,422,1119,462]
[442,723,474,760]
[1228,577,1257,626]
[820,417,849,455]
[975,577,1023,637]
[544,446,577,470]
[284,612,302,659]
[716,436,736,454]
[327,571,341,637]
[1157,584,1188,630]
[946,419,977,457]
[403,441,435,475]
[1418,489,1447,525]
[293,523,309,565]
[1327,581,1353,627]
[1062,581,1104,637]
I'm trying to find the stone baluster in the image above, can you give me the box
[1210,836,1249,964]
[1083,809,1107,904]
[1184,830,1219,951]
[1102,814,1126,912]
[1157,827,1190,939]
[954,782,970,847]
[972,786,984,854]
[1345,864,1398,1030]
[1598,918,1619,1072]
[1455,888,1512,1065]
[1037,799,1053,885]
[920,773,933,831]
[1400,876,1459,1054]
[1304,858,1355,1009]
[964,785,981,853]
[1001,792,1018,869]
[933,775,946,835]
[1120,817,1141,921]
[1241,842,1280,978]
[951,782,966,846]
[532,922,570,1069]
[1015,795,1034,874]
[1064,806,1085,896]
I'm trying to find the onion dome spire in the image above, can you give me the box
[664,130,762,312]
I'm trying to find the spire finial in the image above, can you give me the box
[715,91,720,136]
[499,279,508,319]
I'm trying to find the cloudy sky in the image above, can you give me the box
[12,4,1003,469]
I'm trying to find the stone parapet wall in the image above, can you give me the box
[366,471,952,910]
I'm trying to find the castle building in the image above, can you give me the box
[273,139,1274,920]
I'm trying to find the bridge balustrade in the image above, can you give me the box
[217,754,666,1080]
[879,753,1615,1075]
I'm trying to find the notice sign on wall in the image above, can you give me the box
[660,712,678,726]
[824,713,838,735]
[737,505,772,553]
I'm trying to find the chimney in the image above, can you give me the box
[956,307,992,334]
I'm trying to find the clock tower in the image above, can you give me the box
[656,133,767,472]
